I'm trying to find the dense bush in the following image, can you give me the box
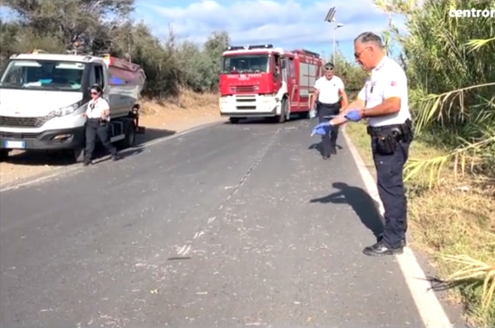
[373,0,495,179]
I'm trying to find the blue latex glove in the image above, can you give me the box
[344,109,363,122]
[311,122,331,137]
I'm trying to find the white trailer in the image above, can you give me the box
[0,52,146,162]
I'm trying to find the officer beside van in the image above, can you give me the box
[310,63,348,159]
[82,84,120,166]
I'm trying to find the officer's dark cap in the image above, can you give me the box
[324,63,334,70]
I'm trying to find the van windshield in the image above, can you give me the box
[221,54,269,74]
[0,60,86,91]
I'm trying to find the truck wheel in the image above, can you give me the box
[123,122,136,148]
[117,121,136,149]
[229,117,240,124]
[0,149,10,162]
[277,98,288,123]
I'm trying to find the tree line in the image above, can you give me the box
[0,0,230,98]
[0,0,373,98]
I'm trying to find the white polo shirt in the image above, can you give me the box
[357,56,411,127]
[86,97,110,120]
[314,75,344,104]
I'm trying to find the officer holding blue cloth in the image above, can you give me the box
[312,32,413,257]
[310,63,348,159]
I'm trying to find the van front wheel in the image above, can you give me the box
[0,149,10,162]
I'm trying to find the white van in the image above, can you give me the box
[0,52,146,162]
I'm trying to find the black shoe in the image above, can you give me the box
[83,160,92,166]
[377,233,407,247]
[363,240,404,257]
[112,154,121,161]
[330,146,337,155]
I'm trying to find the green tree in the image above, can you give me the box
[4,0,134,51]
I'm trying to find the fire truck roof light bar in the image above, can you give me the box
[294,49,320,58]
[226,44,273,50]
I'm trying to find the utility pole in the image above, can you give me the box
[333,23,344,67]
[324,7,344,69]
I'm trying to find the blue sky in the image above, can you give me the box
[133,0,406,61]
[0,0,406,61]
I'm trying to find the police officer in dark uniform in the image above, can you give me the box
[327,32,413,256]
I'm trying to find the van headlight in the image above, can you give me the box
[52,102,82,117]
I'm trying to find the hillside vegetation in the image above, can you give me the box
[0,0,228,99]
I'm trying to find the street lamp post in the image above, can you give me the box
[333,23,344,67]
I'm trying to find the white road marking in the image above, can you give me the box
[342,127,454,328]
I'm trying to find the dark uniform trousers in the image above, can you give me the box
[317,101,341,156]
[85,118,117,163]
[369,121,412,249]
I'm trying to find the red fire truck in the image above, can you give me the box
[218,44,324,123]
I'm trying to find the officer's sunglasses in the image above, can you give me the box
[354,47,371,59]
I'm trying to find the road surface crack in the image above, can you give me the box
[173,127,282,257]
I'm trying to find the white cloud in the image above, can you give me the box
[140,0,394,48]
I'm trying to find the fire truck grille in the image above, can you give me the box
[230,85,256,93]
[0,115,52,128]
[236,97,257,110]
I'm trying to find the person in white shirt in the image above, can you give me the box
[82,85,119,165]
[324,32,413,256]
[310,63,348,159]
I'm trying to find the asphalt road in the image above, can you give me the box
[0,119,451,327]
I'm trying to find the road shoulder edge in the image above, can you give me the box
[341,126,454,328]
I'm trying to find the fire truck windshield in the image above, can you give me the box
[221,54,269,74]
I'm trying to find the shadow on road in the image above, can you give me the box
[307,142,344,156]
[2,127,176,166]
[309,182,384,239]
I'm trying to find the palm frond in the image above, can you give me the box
[440,255,495,312]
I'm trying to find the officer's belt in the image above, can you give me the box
[316,101,340,108]
[367,119,411,138]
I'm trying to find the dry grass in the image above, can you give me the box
[137,88,222,131]
[345,121,495,328]
[140,88,219,116]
